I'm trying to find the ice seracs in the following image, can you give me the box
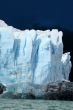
[0,20,72,91]
[61,52,72,80]
[0,20,8,27]
[34,29,64,85]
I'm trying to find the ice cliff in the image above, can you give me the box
[0,20,72,92]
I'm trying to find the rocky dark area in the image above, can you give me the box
[0,83,6,94]
[41,81,73,100]
[0,81,73,100]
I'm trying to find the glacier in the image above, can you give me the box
[0,20,72,93]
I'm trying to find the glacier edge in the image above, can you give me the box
[0,20,72,93]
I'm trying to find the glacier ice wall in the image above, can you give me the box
[0,20,72,89]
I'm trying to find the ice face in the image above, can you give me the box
[61,52,72,80]
[34,33,52,84]
[0,20,72,92]
[33,30,64,85]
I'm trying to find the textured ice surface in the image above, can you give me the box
[0,20,72,92]
[61,52,72,80]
